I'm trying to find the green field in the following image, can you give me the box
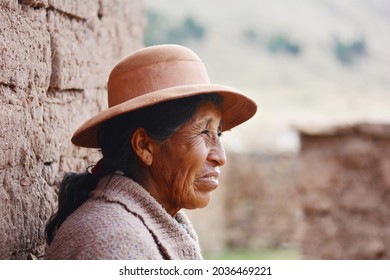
[204,247,300,260]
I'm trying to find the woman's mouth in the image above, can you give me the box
[196,171,220,191]
[203,173,219,182]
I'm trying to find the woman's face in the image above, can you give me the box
[149,101,226,216]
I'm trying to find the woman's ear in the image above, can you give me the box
[131,128,155,166]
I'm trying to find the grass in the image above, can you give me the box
[204,247,300,260]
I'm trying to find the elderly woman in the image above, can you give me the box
[45,44,257,259]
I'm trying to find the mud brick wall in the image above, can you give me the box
[296,123,390,259]
[188,152,300,254]
[0,0,144,259]
[223,152,299,249]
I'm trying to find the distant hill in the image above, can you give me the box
[143,0,390,152]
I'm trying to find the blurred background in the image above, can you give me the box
[143,0,390,259]
[143,0,390,153]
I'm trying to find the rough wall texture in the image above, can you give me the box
[296,123,390,259]
[0,0,144,259]
[188,151,300,254]
[223,152,299,249]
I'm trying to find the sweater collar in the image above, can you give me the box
[92,174,202,260]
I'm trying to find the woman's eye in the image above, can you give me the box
[201,129,223,138]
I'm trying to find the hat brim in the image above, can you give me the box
[71,84,257,148]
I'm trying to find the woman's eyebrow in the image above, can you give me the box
[205,115,224,128]
[194,113,223,129]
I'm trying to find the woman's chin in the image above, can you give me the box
[190,192,213,209]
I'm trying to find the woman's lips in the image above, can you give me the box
[203,172,219,181]
[196,170,220,191]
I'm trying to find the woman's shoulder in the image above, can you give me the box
[45,198,162,259]
[75,197,149,234]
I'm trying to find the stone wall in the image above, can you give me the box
[0,0,144,259]
[296,123,390,259]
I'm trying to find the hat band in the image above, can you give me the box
[107,60,211,107]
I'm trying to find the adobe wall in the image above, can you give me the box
[296,123,390,259]
[0,0,144,259]
[223,152,299,249]
[188,151,300,254]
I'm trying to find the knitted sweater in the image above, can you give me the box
[45,174,203,260]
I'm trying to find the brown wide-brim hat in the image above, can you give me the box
[72,44,257,148]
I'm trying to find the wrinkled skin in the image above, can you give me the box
[133,101,226,216]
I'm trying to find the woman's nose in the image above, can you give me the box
[208,140,226,167]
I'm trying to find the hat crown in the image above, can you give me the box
[107,44,211,107]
